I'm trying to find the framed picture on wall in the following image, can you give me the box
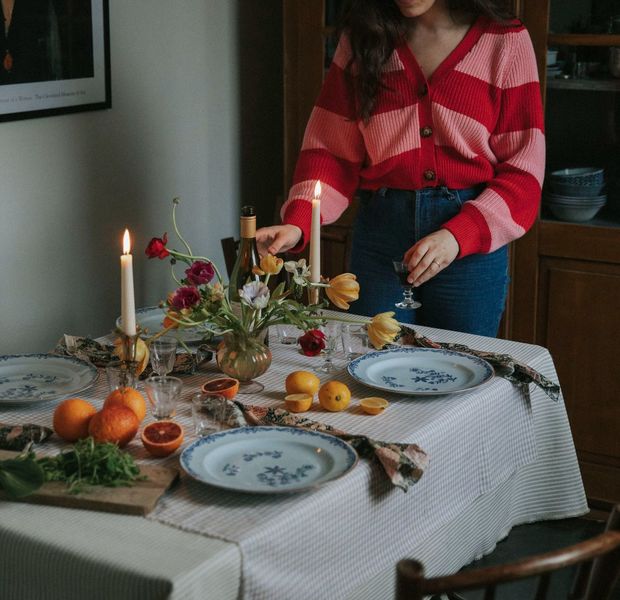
[0,0,110,122]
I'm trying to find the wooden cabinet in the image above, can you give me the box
[283,0,620,503]
[515,1,620,504]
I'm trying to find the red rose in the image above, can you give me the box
[145,233,169,259]
[170,286,201,310]
[298,329,326,357]
[185,260,215,285]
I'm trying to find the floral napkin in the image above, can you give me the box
[53,335,212,377]
[0,423,53,451]
[397,326,560,402]
[196,396,429,492]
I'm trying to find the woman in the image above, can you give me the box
[256,0,544,336]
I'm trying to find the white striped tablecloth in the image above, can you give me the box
[0,322,587,600]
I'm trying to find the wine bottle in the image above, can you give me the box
[228,205,260,306]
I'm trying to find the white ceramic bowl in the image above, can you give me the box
[546,203,604,222]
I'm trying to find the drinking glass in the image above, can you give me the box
[276,323,301,345]
[105,360,138,391]
[191,393,227,437]
[392,259,422,310]
[150,336,178,376]
[341,323,369,361]
[314,321,341,374]
[144,375,183,420]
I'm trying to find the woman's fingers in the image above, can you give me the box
[255,225,302,256]
[405,230,459,285]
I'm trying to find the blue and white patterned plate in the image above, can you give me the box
[180,426,358,494]
[348,347,494,396]
[0,354,98,405]
[116,306,204,343]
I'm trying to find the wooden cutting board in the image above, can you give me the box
[0,450,179,516]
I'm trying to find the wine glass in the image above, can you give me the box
[314,321,341,374]
[150,336,178,376]
[392,259,422,310]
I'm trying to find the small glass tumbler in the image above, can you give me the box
[105,360,138,392]
[277,324,301,345]
[191,393,227,437]
[150,336,178,376]
[144,375,183,420]
[314,321,341,374]
[341,324,369,361]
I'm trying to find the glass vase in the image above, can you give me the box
[216,330,272,394]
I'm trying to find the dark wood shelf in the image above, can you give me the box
[547,77,620,92]
[548,33,620,46]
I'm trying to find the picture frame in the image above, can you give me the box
[0,0,110,122]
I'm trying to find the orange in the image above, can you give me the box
[141,420,184,457]
[201,377,240,400]
[318,381,352,412]
[88,406,140,448]
[284,393,313,413]
[285,371,320,397]
[104,387,147,422]
[53,398,97,442]
[360,397,389,415]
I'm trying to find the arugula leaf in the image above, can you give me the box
[0,454,46,498]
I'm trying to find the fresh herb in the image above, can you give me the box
[0,452,46,498]
[38,437,146,494]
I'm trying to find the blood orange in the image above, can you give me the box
[104,387,147,422]
[141,420,184,457]
[200,377,239,400]
[53,398,97,442]
[88,406,139,448]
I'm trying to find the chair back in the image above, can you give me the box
[396,505,620,600]
[220,237,240,278]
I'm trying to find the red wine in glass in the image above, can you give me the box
[392,260,422,309]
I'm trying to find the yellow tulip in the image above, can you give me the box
[325,273,360,310]
[254,254,284,276]
[367,312,400,349]
[113,337,150,376]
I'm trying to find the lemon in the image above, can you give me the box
[285,371,320,397]
[113,337,150,376]
[318,381,351,412]
[284,393,313,413]
[360,397,388,415]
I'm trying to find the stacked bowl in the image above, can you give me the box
[544,168,606,222]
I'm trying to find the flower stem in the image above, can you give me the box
[172,198,193,256]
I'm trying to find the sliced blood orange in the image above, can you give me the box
[141,420,184,457]
[200,377,239,400]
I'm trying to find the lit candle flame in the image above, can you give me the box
[314,181,322,199]
[123,229,132,255]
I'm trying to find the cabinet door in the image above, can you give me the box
[537,256,620,502]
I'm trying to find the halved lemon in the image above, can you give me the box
[141,420,184,457]
[360,397,389,415]
[284,393,313,413]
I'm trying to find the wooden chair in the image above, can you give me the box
[220,237,239,278]
[396,505,620,600]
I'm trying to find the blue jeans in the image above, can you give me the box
[349,187,509,336]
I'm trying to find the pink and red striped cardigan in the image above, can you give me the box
[281,16,545,258]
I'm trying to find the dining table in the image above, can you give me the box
[0,316,588,600]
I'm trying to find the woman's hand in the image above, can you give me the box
[403,229,459,286]
[256,224,302,256]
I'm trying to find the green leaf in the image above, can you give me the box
[0,456,46,498]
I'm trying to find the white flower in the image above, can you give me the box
[239,281,270,309]
[284,258,311,286]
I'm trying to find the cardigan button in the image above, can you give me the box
[420,126,433,138]
[423,170,436,181]
[418,84,428,97]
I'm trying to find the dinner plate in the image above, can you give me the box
[116,306,205,343]
[0,354,98,405]
[347,347,494,396]
[180,426,358,494]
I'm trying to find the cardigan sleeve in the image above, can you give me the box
[441,28,545,258]
[280,36,366,252]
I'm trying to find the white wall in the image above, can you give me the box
[0,1,239,354]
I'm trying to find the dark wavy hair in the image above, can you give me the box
[338,0,515,121]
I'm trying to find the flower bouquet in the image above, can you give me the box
[145,199,400,383]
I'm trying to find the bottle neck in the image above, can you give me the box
[240,216,256,239]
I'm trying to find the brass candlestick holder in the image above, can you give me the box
[111,328,142,388]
